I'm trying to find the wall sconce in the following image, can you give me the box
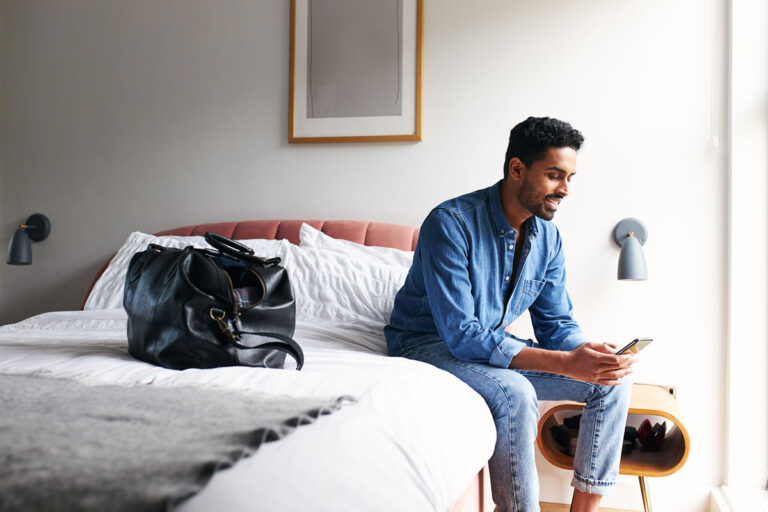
[6,214,51,265]
[612,218,647,280]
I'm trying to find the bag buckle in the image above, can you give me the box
[209,307,236,341]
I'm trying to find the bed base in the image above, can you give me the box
[450,465,491,512]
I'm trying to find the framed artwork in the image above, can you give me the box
[289,0,423,143]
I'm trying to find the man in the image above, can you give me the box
[384,117,634,512]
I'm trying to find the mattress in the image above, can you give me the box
[0,309,496,511]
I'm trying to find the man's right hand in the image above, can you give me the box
[563,342,635,385]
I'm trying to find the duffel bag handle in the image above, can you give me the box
[204,232,281,265]
[232,331,305,370]
[204,232,254,257]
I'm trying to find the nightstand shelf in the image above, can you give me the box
[537,384,690,512]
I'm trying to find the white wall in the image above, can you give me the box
[726,0,768,506]
[0,1,728,510]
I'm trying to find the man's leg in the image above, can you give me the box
[516,369,633,506]
[401,341,542,512]
[401,342,632,511]
[571,488,603,512]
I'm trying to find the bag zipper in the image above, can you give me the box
[207,256,270,339]
[205,254,242,340]
[239,268,267,310]
[206,255,239,315]
[208,256,267,312]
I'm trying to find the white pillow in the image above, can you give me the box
[299,223,414,269]
[84,232,290,310]
[85,230,407,353]
[280,243,408,347]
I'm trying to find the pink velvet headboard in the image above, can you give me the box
[155,219,419,250]
[81,219,419,309]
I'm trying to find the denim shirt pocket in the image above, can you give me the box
[517,279,546,315]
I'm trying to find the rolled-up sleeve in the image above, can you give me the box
[528,229,586,351]
[420,209,528,367]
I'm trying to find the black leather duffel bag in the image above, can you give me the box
[124,232,303,370]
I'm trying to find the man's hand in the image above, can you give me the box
[563,342,635,385]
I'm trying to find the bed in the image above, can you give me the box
[0,219,496,512]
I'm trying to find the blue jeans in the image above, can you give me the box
[400,341,632,512]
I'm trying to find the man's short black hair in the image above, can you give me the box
[503,117,584,179]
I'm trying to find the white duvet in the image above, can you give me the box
[0,309,496,512]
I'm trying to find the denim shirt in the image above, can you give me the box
[384,181,586,368]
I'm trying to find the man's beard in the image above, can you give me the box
[517,178,561,221]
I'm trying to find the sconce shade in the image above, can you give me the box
[7,228,32,265]
[613,217,648,281]
[617,234,647,280]
[6,213,51,265]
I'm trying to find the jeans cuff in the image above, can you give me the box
[570,474,616,496]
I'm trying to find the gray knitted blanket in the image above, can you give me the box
[0,373,353,512]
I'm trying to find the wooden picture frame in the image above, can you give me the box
[289,0,423,143]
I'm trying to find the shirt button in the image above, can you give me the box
[508,244,514,250]
[505,276,510,281]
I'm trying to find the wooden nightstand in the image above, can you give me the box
[537,383,690,512]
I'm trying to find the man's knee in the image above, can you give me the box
[594,375,633,406]
[484,373,539,423]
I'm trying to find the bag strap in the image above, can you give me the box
[204,232,281,266]
[204,232,253,256]
[231,331,305,371]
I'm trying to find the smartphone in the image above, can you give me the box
[616,337,653,355]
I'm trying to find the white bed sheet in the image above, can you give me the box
[0,310,496,511]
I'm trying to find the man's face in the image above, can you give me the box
[515,146,577,221]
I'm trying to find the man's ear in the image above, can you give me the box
[507,157,526,182]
